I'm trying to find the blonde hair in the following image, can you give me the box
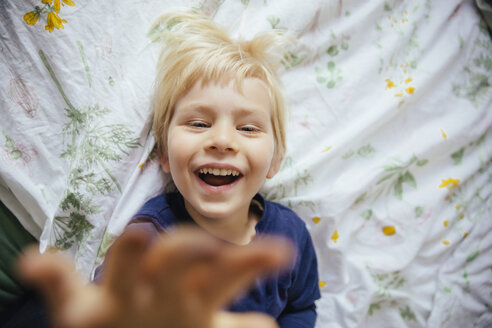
[151,10,289,164]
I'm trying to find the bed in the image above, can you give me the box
[1,0,491,327]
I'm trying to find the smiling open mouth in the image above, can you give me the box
[197,168,242,187]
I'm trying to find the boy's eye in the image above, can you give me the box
[188,121,209,128]
[239,125,260,133]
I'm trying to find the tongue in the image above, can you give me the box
[201,174,236,186]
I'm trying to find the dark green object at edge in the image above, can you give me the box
[0,200,37,321]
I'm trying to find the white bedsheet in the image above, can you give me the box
[1,0,491,327]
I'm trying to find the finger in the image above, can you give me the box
[102,227,150,302]
[213,311,278,328]
[17,245,82,310]
[204,237,294,307]
[135,228,224,324]
[18,247,123,328]
[140,227,221,280]
[140,228,221,296]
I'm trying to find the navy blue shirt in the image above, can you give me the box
[97,193,320,327]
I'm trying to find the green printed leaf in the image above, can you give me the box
[394,175,404,200]
[466,250,479,262]
[400,306,417,322]
[342,149,354,159]
[327,61,336,71]
[267,15,280,29]
[327,45,339,57]
[354,192,366,204]
[3,132,14,149]
[416,159,428,166]
[97,231,116,258]
[317,76,327,84]
[451,147,465,165]
[377,173,394,185]
[283,53,306,68]
[382,164,402,171]
[402,171,417,188]
[77,41,92,88]
[408,154,418,165]
[358,144,376,158]
[415,206,424,218]
[361,209,373,220]
[10,150,21,159]
[368,302,383,316]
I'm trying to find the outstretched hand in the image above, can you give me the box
[18,227,294,328]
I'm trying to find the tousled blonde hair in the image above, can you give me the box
[151,10,289,164]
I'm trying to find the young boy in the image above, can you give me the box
[18,10,320,328]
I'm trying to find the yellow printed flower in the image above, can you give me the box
[405,78,413,84]
[439,178,460,189]
[52,0,75,13]
[312,217,320,224]
[45,11,67,32]
[331,230,339,243]
[322,146,332,153]
[405,87,415,94]
[53,0,61,13]
[442,240,450,245]
[319,281,326,288]
[443,220,449,228]
[441,129,447,140]
[41,0,75,9]
[385,79,396,89]
[382,226,396,236]
[23,11,39,26]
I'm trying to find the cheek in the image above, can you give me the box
[166,132,195,170]
[250,138,276,173]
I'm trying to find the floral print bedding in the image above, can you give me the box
[1,0,491,327]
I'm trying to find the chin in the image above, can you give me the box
[197,205,236,219]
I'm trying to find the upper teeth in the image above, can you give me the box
[199,168,240,176]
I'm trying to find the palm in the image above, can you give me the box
[18,227,292,328]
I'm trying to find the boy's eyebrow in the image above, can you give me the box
[178,102,270,119]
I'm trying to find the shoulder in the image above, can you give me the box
[135,193,171,217]
[260,198,311,244]
[132,193,180,231]
[263,199,307,230]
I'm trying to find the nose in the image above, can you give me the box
[206,122,238,153]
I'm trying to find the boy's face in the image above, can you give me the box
[160,78,281,223]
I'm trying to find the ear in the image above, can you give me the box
[266,154,283,179]
[160,153,171,174]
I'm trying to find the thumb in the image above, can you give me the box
[17,245,81,310]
